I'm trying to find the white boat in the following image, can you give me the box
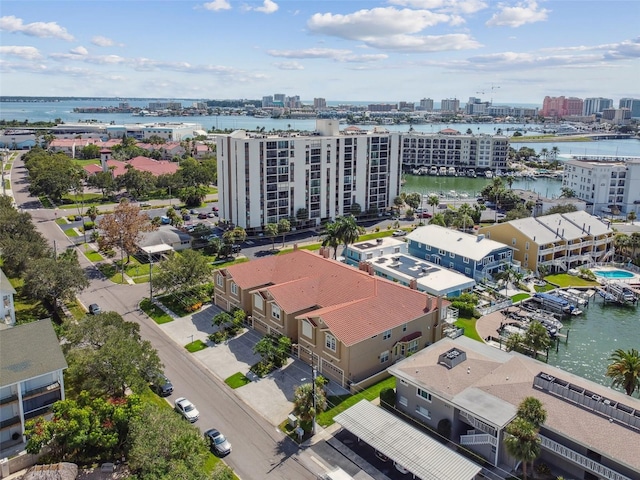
[438,166,447,176]
[448,167,456,176]
[467,169,476,178]
[485,171,493,178]
[429,166,438,175]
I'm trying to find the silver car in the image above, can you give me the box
[205,428,232,456]
[174,397,199,423]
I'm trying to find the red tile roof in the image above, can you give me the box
[225,250,448,346]
[82,156,179,177]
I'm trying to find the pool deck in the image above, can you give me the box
[593,266,640,285]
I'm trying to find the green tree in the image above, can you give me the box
[278,218,291,247]
[404,192,422,210]
[97,199,157,263]
[429,212,446,227]
[606,348,640,396]
[23,249,90,310]
[81,144,101,159]
[524,321,551,359]
[627,211,637,223]
[321,221,341,259]
[178,185,208,207]
[504,417,541,480]
[560,187,576,198]
[543,204,577,216]
[517,396,547,429]
[152,250,212,295]
[86,205,99,223]
[24,150,84,203]
[63,312,163,397]
[293,382,327,427]
[87,171,118,199]
[128,403,209,480]
[349,202,362,217]
[335,215,363,252]
[393,195,405,214]
[264,222,279,250]
[253,333,292,369]
[118,165,156,199]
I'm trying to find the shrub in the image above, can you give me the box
[250,361,273,378]
[535,463,551,475]
[209,331,227,344]
[186,302,203,313]
[380,387,396,407]
[83,221,94,230]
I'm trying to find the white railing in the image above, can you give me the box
[539,435,632,480]
[460,433,498,447]
[459,410,498,437]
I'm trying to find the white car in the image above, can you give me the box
[392,230,406,237]
[174,397,200,423]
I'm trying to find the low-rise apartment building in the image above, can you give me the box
[0,269,16,329]
[388,336,640,480]
[342,236,408,266]
[562,157,640,216]
[0,320,67,453]
[214,249,450,388]
[479,211,615,273]
[406,225,515,282]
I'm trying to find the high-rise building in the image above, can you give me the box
[216,120,402,232]
[273,93,286,104]
[440,98,460,113]
[314,98,327,109]
[419,98,434,111]
[602,108,632,125]
[261,96,273,108]
[398,101,415,112]
[368,103,396,112]
[619,98,640,118]
[583,97,613,115]
[566,97,584,116]
[541,96,584,118]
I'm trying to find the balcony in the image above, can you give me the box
[539,434,632,480]
[0,415,20,430]
[0,393,18,406]
[460,430,498,447]
[22,381,60,400]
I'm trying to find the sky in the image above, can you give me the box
[1,1,639,105]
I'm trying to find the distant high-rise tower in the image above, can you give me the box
[314,98,327,109]
[419,98,434,111]
[541,96,583,118]
[619,98,640,118]
[262,96,274,108]
[583,97,613,116]
[440,98,460,113]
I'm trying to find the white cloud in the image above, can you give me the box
[367,33,482,51]
[0,45,42,60]
[70,46,88,56]
[267,47,388,63]
[486,1,549,28]
[389,0,488,15]
[273,61,304,70]
[251,0,279,14]
[0,15,74,41]
[308,7,451,40]
[91,36,115,47]
[203,0,232,11]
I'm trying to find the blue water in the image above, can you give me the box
[593,269,635,279]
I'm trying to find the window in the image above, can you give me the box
[383,329,392,340]
[272,304,281,320]
[449,262,454,269]
[416,405,431,419]
[402,323,407,332]
[463,257,469,264]
[366,253,373,259]
[512,238,517,246]
[301,320,312,339]
[408,339,419,353]
[417,388,432,402]
[380,351,389,363]
[399,396,408,406]
[449,251,455,258]
[230,283,238,295]
[525,242,530,250]
[216,274,223,287]
[254,294,264,311]
[325,333,337,352]
[439,249,446,255]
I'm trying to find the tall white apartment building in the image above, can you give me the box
[418,98,434,111]
[440,98,460,113]
[401,131,509,171]
[563,157,640,216]
[216,120,402,232]
[582,97,612,116]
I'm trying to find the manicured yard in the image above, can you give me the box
[96,262,128,284]
[453,316,483,342]
[139,386,172,410]
[317,376,396,427]
[511,293,531,303]
[10,276,50,324]
[185,340,207,353]
[83,250,103,262]
[534,283,555,292]
[140,298,174,324]
[64,228,79,237]
[224,372,251,389]
[211,257,249,269]
[545,274,599,288]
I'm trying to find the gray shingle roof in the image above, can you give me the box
[0,319,67,387]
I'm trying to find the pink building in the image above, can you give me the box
[541,96,584,118]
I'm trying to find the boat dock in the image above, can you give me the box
[596,282,639,306]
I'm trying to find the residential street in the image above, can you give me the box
[9,153,326,479]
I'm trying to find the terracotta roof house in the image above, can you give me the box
[214,249,451,388]
[388,336,640,480]
[136,141,186,160]
[83,156,179,178]
[0,319,67,453]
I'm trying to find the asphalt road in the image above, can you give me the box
[10,153,322,480]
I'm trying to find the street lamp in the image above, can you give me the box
[311,363,317,435]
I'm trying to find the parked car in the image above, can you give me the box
[375,450,390,462]
[190,209,198,215]
[140,202,151,207]
[394,462,409,474]
[417,212,432,219]
[174,397,199,423]
[207,212,215,218]
[88,303,101,315]
[197,213,208,219]
[392,230,406,237]
[211,206,218,212]
[182,214,191,221]
[151,375,173,397]
[204,428,232,456]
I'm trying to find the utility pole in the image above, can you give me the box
[148,252,153,302]
[312,360,317,435]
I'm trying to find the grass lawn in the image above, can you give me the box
[511,293,531,303]
[55,217,68,225]
[211,257,249,269]
[66,299,88,320]
[185,340,207,353]
[64,228,79,237]
[83,250,103,262]
[138,386,172,410]
[534,283,555,292]
[317,376,396,427]
[224,372,251,389]
[10,277,50,324]
[545,274,599,288]
[96,263,128,284]
[140,298,174,324]
[71,159,101,167]
[453,316,483,342]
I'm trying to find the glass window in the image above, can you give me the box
[417,388,432,402]
[254,294,263,311]
[216,274,223,287]
[301,320,312,339]
[272,304,281,320]
[383,329,392,340]
[380,351,389,363]
[231,283,237,295]
[416,405,431,419]
[399,395,408,406]
[325,333,336,352]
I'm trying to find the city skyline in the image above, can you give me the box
[1,1,638,103]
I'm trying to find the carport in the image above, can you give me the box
[334,400,482,480]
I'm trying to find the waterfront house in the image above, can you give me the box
[479,211,614,273]
[342,236,408,267]
[214,249,450,388]
[405,224,515,282]
[0,319,67,454]
[388,336,640,480]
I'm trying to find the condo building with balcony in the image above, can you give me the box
[562,157,640,216]
[0,320,67,453]
[400,130,509,172]
[0,269,16,328]
[388,336,640,480]
[215,120,402,233]
[478,211,615,273]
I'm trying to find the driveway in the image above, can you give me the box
[158,304,349,426]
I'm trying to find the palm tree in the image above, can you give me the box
[264,223,279,251]
[293,382,327,428]
[627,211,637,224]
[504,417,541,480]
[321,221,341,259]
[539,148,549,161]
[86,206,99,224]
[278,218,291,248]
[517,397,547,429]
[336,215,362,253]
[430,213,446,227]
[524,321,551,359]
[606,348,640,396]
[427,194,440,217]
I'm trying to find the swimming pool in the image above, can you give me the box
[593,269,635,279]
